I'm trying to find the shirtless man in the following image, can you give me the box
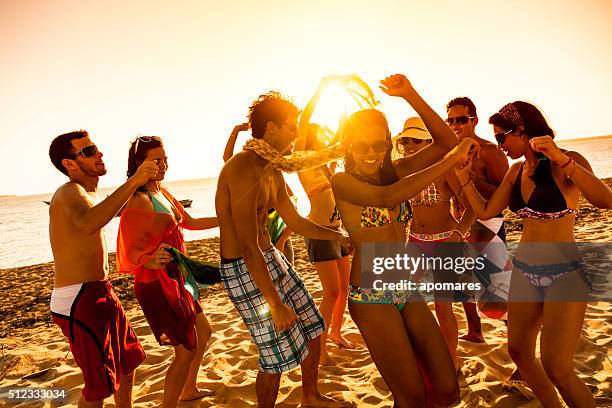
[216,92,350,408]
[48,130,158,407]
[446,97,509,342]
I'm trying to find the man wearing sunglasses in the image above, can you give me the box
[446,97,510,344]
[48,130,158,407]
[216,93,350,408]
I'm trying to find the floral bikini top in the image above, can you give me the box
[339,202,412,234]
[409,183,450,206]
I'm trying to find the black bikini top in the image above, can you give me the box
[508,162,577,220]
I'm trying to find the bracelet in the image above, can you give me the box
[559,157,573,169]
[461,179,471,188]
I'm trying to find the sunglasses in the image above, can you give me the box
[494,129,514,145]
[72,145,99,158]
[445,116,475,125]
[134,135,160,154]
[350,140,389,154]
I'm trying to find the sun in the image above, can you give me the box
[309,83,352,132]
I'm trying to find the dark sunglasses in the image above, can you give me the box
[494,129,514,146]
[445,116,475,125]
[73,145,99,158]
[397,137,425,146]
[350,140,389,154]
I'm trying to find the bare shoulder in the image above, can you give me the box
[506,161,523,181]
[478,140,503,157]
[330,172,350,190]
[52,182,88,206]
[125,191,152,210]
[220,151,264,190]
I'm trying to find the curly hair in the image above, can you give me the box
[49,130,89,175]
[340,109,397,186]
[248,91,299,139]
[447,97,477,117]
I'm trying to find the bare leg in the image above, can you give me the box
[433,301,459,369]
[540,270,594,407]
[402,299,459,407]
[349,302,428,408]
[162,344,195,408]
[180,312,214,401]
[508,302,561,407]
[329,256,355,349]
[78,396,103,408]
[459,302,485,343]
[313,260,341,365]
[255,371,281,408]
[507,269,561,408]
[113,370,135,408]
[300,335,347,407]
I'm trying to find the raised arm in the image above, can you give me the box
[295,76,336,151]
[473,145,509,199]
[455,159,517,220]
[58,161,158,235]
[380,74,458,177]
[223,122,250,162]
[332,138,477,208]
[530,137,612,209]
[445,175,476,235]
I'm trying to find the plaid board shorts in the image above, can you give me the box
[220,247,325,373]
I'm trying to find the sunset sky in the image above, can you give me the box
[1,0,611,196]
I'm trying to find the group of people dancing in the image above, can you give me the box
[47,72,612,408]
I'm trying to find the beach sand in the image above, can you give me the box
[1,180,611,407]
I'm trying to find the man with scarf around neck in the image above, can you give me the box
[215,91,351,408]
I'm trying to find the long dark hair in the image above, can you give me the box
[127,136,164,193]
[489,101,555,184]
[340,109,397,186]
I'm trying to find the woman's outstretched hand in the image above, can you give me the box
[379,74,414,98]
[451,138,479,185]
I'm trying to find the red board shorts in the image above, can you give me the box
[50,280,145,402]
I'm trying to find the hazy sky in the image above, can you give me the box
[1,0,611,195]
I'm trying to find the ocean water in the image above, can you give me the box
[1,136,611,269]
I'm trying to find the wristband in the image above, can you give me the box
[559,156,573,169]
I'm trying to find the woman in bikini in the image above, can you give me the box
[455,101,612,408]
[393,116,475,369]
[117,136,218,407]
[293,77,355,365]
[331,74,477,407]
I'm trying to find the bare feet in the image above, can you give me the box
[178,388,215,402]
[459,332,485,343]
[302,393,354,407]
[319,352,336,366]
[508,367,522,382]
[329,333,355,349]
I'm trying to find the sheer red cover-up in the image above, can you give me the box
[116,189,200,350]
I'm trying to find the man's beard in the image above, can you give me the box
[77,161,106,177]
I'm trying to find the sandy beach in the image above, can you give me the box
[1,180,611,407]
